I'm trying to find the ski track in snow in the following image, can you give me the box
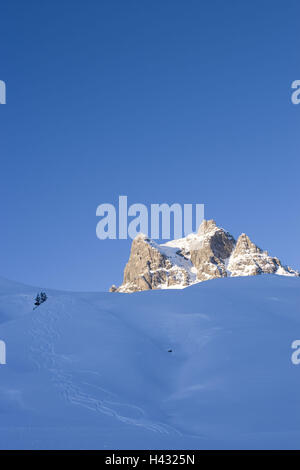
[29,301,179,436]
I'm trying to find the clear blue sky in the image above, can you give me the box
[0,0,299,291]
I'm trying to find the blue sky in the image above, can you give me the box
[0,0,299,291]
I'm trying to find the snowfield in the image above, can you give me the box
[0,275,300,449]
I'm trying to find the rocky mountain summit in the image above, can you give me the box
[110,220,299,293]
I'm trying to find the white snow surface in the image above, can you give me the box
[0,275,300,449]
[162,232,208,253]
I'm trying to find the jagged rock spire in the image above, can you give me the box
[197,219,217,236]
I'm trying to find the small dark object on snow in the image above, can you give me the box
[34,294,41,306]
[34,291,48,308]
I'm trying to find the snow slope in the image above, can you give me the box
[0,275,300,449]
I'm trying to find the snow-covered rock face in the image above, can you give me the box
[112,220,299,292]
[227,233,299,278]
[189,220,235,281]
[116,234,196,293]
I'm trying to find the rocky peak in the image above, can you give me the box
[197,219,218,236]
[116,233,194,293]
[233,233,263,255]
[111,221,299,292]
[189,221,235,281]
[227,233,298,278]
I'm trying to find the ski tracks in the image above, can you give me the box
[29,299,179,436]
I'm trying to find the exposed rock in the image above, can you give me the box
[189,219,235,281]
[116,233,195,293]
[227,233,299,277]
[111,220,299,292]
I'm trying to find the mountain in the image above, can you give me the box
[111,220,299,293]
[0,274,300,449]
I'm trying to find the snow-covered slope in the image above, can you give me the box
[0,275,300,449]
[113,220,299,292]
